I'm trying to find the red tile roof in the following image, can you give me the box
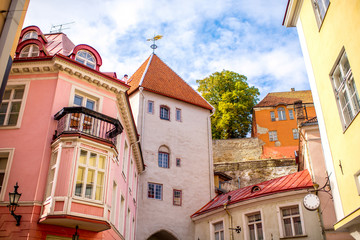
[127,54,213,110]
[191,170,313,218]
[45,33,75,56]
[255,90,313,108]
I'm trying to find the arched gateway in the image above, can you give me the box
[147,230,179,240]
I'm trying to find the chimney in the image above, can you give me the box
[291,88,295,92]
[294,100,306,125]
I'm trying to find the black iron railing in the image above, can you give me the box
[54,107,123,145]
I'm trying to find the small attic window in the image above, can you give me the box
[20,44,39,57]
[251,186,261,193]
[75,50,96,69]
[22,31,38,41]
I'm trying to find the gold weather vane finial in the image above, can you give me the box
[147,34,163,53]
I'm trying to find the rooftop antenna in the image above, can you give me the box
[147,34,163,54]
[50,21,75,33]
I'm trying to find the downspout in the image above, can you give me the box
[224,198,234,240]
[208,108,215,199]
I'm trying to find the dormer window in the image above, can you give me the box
[251,186,261,193]
[22,31,38,41]
[75,50,96,69]
[20,44,39,58]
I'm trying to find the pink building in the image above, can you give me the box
[0,26,144,239]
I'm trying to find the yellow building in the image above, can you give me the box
[284,0,360,237]
[0,0,29,101]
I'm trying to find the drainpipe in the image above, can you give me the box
[224,197,234,240]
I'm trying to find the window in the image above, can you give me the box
[160,106,170,120]
[280,205,304,237]
[270,111,275,121]
[176,158,181,167]
[119,195,125,232]
[331,50,360,129]
[75,149,106,201]
[148,100,154,114]
[289,109,294,120]
[213,221,224,240]
[176,108,181,121]
[129,159,133,192]
[22,31,38,41]
[122,142,129,177]
[0,85,25,126]
[75,50,96,69]
[45,151,58,198]
[71,93,97,132]
[277,107,286,120]
[0,151,12,197]
[20,44,39,57]
[111,182,117,223]
[312,0,330,28]
[173,189,182,206]
[269,131,278,142]
[293,129,299,140]
[247,212,264,240]
[148,183,162,200]
[158,152,169,168]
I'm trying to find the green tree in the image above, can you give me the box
[197,70,259,139]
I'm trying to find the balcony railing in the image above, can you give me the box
[54,107,123,145]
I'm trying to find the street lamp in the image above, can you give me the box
[72,225,79,240]
[8,182,22,226]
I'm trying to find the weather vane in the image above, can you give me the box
[147,34,163,53]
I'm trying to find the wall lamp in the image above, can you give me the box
[72,225,79,240]
[8,182,22,226]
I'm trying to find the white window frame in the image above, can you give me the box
[331,49,360,130]
[69,86,103,112]
[270,111,275,121]
[74,149,107,202]
[111,181,117,224]
[0,82,29,129]
[173,189,182,206]
[277,107,287,120]
[148,182,162,200]
[129,159,133,193]
[176,108,182,122]
[160,105,170,120]
[277,203,306,238]
[118,193,125,233]
[158,152,169,168]
[45,149,61,200]
[148,100,154,114]
[311,0,330,29]
[209,218,226,240]
[243,209,265,240]
[122,140,129,178]
[75,50,96,69]
[269,131,278,142]
[0,148,14,201]
[22,31,38,41]
[289,109,294,120]
[292,128,299,140]
[19,44,40,57]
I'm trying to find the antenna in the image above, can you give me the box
[146,34,163,53]
[50,22,75,33]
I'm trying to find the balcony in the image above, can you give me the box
[54,107,123,146]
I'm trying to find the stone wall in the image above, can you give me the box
[213,138,298,192]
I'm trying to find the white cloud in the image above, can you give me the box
[23,0,308,101]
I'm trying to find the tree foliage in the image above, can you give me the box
[197,70,259,139]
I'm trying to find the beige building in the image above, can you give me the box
[191,170,323,240]
[127,53,215,240]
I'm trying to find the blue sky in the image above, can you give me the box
[23,0,309,100]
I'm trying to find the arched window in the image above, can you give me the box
[20,44,39,57]
[158,145,170,168]
[277,107,287,120]
[75,50,96,69]
[22,31,38,41]
[160,105,170,120]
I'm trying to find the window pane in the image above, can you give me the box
[0,157,8,169]
[86,99,95,110]
[0,172,4,193]
[75,167,85,196]
[293,216,303,235]
[214,222,223,231]
[79,150,87,164]
[96,172,104,200]
[89,153,96,167]
[99,156,106,169]
[0,103,8,113]
[3,90,11,100]
[8,114,19,125]
[249,224,255,240]
[0,115,4,125]
[283,218,292,236]
[86,169,95,198]
[74,95,83,106]
[13,89,24,99]
[155,184,162,199]
[257,223,263,240]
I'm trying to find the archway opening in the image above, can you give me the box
[147,230,178,240]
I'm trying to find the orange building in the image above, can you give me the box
[252,89,316,151]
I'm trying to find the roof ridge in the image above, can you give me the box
[139,54,153,86]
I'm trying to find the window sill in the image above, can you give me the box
[0,125,20,129]
[280,234,307,239]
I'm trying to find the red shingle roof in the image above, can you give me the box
[255,90,313,108]
[262,146,297,159]
[191,170,313,218]
[45,33,75,56]
[127,54,213,110]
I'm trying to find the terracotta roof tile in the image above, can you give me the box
[301,116,318,127]
[255,90,313,108]
[261,146,297,159]
[191,170,313,218]
[128,54,213,110]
